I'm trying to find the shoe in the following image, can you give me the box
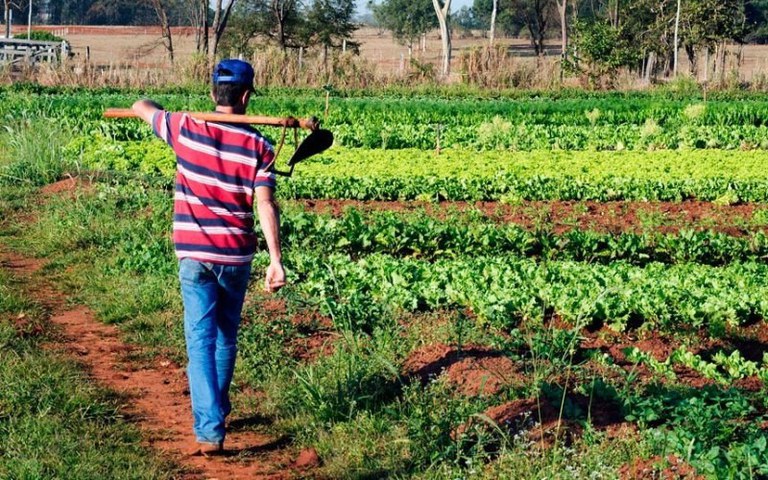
[185,441,224,457]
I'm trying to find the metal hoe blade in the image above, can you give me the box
[275,129,334,177]
[288,129,334,166]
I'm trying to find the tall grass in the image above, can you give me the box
[0,117,75,186]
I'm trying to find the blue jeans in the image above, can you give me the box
[179,258,251,444]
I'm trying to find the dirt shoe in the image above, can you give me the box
[185,441,224,457]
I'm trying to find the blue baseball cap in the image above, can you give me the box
[212,59,255,90]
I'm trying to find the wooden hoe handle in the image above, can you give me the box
[103,108,320,130]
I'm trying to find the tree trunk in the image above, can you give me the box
[148,0,175,64]
[272,0,295,51]
[703,46,709,83]
[718,41,727,84]
[672,0,680,76]
[432,0,452,77]
[644,51,655,85]
[4,0,10,39]
[189,0,209,55]
[609,0,619,29]
[489,0,497,47]
[274,0,286,50]
[209,0,237,64]
[685,44,696,77]
[556,0,567,58]
[202,0,209,55]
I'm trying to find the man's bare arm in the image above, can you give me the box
[255,186,285,292]
[131,99,164,125]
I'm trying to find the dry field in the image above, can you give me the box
[7,24,768,83]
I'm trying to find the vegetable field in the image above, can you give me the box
[3,85,768,478]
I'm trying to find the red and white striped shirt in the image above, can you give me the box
[153,111,276,265]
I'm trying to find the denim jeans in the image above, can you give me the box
[178,258,251,444]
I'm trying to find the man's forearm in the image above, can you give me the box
[257,198,282,263]
[131,99,164,125]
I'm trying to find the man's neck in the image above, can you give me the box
[215,106,246,115]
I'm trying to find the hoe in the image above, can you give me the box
[103,108,334,177]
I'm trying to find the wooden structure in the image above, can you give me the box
[0,38,64,66]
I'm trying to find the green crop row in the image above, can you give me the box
[627,346,768,386]
[92,117,768,151]
[61,138,768,202]
[5,90,768,127]
[280,207,768,266]
[7,89,768,150]
[283,251,768,333]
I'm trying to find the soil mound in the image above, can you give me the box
[402,343,521,396]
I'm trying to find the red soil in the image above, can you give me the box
[297,199,765,236]
[0,250,311,480]
[401,343,523,396]
[39,177,89,197]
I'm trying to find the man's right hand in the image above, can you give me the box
[264,262,286,293]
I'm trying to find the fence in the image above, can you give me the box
[0,38,64,65]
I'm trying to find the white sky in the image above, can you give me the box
[358,0,473,16]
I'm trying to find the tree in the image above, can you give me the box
[512,0,555,56]
[555,0,567,58]
[221,0,304,54]
[209,0,237,64]
[84,0,156,24]
[566,18,640,86]
[304,0,359,67]
[745,0,768,43]
[370,0,437,54]
[472,0,525,36]
[673,0,680,75]
[179,0,209,54]
[453,6,486,30]
[145,0,176,63]
[432,0,451,76]
[489,0,497,45]
[680,0,747,75]
[4,0,24,38]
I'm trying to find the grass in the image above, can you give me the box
[0,268,180,480]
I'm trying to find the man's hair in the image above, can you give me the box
[213,83,250,107]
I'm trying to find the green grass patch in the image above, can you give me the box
[0,267,180,480]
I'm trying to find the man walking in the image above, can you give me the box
[132,59,285,455]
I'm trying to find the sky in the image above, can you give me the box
[358,0,473,16]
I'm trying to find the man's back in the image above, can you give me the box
[153,112,276,265]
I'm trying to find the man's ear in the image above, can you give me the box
[240,90,251,108]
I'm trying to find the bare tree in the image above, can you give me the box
[608,0,619,29]
[489,0,497,46]
[556,0,567,58]
[209,0,237,64]
[4,0,21,39]
[146,0,175,63]
[3,0,9,39]
[181,0,209,54]
[272,0,298,50]
[673,0,680,76]
[432,0,451,76]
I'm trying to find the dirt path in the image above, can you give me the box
[0,249,308,480]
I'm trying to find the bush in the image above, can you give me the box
[17,31,65,43]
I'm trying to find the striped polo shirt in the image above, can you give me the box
[152,111,276,265]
